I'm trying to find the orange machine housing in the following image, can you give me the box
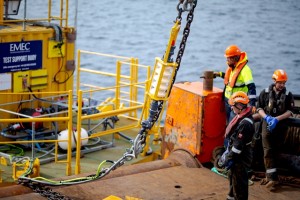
[162,81,226,163]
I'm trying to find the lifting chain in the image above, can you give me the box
[173,0,197,89]
[18,1,198,199]
[131,0,197,158]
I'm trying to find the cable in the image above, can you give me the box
[20,160,108,186]
[53,43,75,84]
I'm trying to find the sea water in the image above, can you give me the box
[19,0,300,95]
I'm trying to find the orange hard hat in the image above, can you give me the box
[228,91,249,106]
[272,69,288,82]
[224,45,241,57]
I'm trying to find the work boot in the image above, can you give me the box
[265,180,279,192]
[260,178,269,185]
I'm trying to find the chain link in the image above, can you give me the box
[18,179,72,200]
[173,0,197,88]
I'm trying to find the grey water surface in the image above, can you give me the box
[75,0,300,95]
[22,0,300,95]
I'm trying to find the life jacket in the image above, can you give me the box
[225,106,253,137]
[224,51,248,88]
[264,85,290,115]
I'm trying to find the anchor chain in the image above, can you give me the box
[17,1,198,199]
[19,179,72,200]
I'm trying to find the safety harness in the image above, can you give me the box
[265,85,290,115]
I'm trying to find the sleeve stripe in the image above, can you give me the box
[232,146,242,154]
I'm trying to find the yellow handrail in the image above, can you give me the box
[0,90,74,176]
[0,0,70,28]
[0,49,152,179]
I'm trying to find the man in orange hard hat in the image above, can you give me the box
[256,69,294,191]
[214,45,257,123]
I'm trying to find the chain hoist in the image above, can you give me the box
[18,1,197,199]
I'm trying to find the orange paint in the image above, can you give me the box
[162,82,226,163]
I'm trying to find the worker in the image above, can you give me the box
[218,91,255,200]
[214,45,256,123]
[256,69,294,191]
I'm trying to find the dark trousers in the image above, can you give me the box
[261,121,287,180]
[228,162,249,200]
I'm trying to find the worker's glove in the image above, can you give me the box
[214,72,222,78]
[217,147,229,168]
[263,115,273,124]
[225,159,234,170]
[214,72,219,78]
[264,115,279,132]
[267,118,279,132]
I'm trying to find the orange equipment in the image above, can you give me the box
[272,69,288,82]
[162,81,226,163]
[224,45,241,57]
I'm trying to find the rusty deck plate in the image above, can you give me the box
[3,165,299,200]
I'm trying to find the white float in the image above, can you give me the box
[58,128,88,150]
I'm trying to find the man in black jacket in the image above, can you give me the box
[257,69,294,191]
[218,91,255,200]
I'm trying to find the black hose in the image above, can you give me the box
[117,132,133,142]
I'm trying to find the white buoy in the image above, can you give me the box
[58,128,88,150]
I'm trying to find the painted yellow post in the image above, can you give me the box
[76,50,81,92]
[129,58,138,118]
[75,90,83,174]
[65,0,69,27]
[59,0,63,27]
[115,61,121,109]
[0,169,3,183]
[12,162,17,180]
[55,140,58,162]
[0,0,3,24]
[143,67,151,120]
[66,90,73,175]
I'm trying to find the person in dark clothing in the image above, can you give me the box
[218,91,255,200]
[257,69,294,191]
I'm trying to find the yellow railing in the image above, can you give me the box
[0,0,71,28]
[0,50,152,180]
[0,90,74,177]
[74,50,152,174]
[76,50,151,119]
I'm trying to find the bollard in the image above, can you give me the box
[200,71,214,92]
